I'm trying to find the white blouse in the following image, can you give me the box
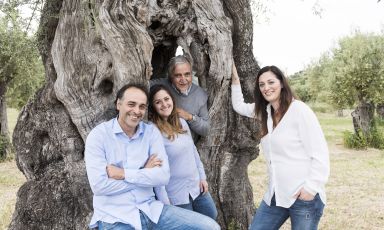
[231,84,330,208]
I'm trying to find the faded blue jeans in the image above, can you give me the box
[176,192,218,220]
[249,194,324,230]
[98,204,220,230]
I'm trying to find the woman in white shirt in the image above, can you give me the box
[231,63,330,230]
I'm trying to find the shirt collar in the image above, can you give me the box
[113,117,144,140]
[171,83,192,96]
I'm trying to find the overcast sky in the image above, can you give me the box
[252,0,384,75]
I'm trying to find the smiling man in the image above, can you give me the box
[151,55,210,141]
[85,83,220,230]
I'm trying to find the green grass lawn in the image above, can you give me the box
[317,112,354,144]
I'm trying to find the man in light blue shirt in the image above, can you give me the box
[85,83,220,230]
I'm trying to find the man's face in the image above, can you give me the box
[116,87,147,134]
[170,63,192,93]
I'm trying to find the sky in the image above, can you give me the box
[252,0,384,75]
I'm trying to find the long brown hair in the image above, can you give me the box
[149,85,186,140]
[254,66,296,137]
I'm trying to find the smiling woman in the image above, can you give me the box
[148,85,218,220]
[231,62,330,230]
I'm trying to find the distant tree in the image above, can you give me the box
[306,53,333,103]
[0,0,44,159]
[289,71,312,102]
[377,104,384,119]
[330,32,384,136]
[289,53,333,104]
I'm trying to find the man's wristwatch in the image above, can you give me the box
[189,114,196,123]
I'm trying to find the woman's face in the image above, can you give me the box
[152,89,174,120]
[258,71,282,106]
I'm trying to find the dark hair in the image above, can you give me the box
[115,83,149,106]
[167,55,192,80]
[148,84,186,140]
[254,66,296,137]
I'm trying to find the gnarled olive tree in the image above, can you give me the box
[11,0,260,229]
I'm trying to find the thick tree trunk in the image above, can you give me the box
[337,109,344,117]
[11,0,260,229]
[0,81,10,159]
[351,101,374,136]
[377,104,384,119]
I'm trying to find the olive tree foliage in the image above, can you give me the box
[330,32,384,135]
[290,31,384,148]
[288,71,311,102]
[0,0,44,159]
[306,54,333,103]
[289,53,333,103]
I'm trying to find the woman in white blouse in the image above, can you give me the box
[231,63,330,230]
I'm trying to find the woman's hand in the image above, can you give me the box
[294,187,315,201]
[199,180,209,193]
[106,164,125,180]
[144,154,163,168]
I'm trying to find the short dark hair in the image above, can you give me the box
[114,83,149,105]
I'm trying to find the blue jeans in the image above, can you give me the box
[176,192,218,220]
[98,204,220,230]
[249,194,324,230]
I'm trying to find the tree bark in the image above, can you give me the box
[337,109,344,117]
[0,81,10,159]
[351,101,374,136]
[377,104,384,119]
[11,0,260,229]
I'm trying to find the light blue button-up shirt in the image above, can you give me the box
[85,118,170,229]
[162,118,206,205]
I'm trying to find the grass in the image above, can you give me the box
[248,111,384,229]
[7,108,19,140]
[0,108,24,230]
[317,112,354,144]
[1,108,384,229]
[0,160,25,229]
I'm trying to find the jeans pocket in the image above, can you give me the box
[292,196,317,210]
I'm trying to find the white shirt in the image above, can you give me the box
[231,84,330,208]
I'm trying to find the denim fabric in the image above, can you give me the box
[98,205,220,230]
[176,192,218,220]
[98,221,135,230]
[249,194,324,230]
